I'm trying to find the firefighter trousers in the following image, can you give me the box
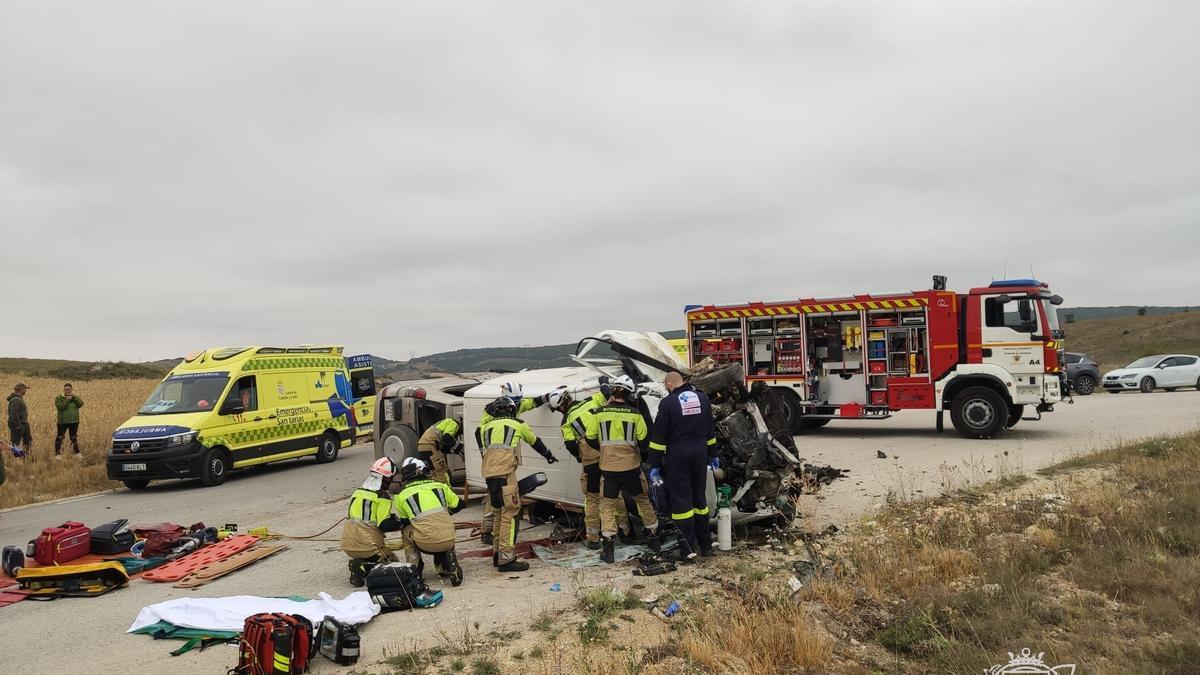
[582,463,627,542]
[486,473,521,563]
[402,527,457,573]
[665,441,711,554]
[600,468,657,539]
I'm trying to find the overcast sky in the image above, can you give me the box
[1,1,1197,362]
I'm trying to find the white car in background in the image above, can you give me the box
[1102,354,1200,393]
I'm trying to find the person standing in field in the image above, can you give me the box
[6,383,31,455]
[54,383,84,459]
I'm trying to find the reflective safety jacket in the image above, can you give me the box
[648,383,717,468]
[341,488,392,558]
[393,478,462,551]
[418,417,462,453]
[562,392,606,465]
[585,401,648,472]
[479,397,537,426]
[347,487,392,525]
[479,415,552,477]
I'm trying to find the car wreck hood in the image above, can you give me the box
[572,330,687,383]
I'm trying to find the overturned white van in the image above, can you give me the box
[375,331,816,527]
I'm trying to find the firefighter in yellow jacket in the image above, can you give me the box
[585,375,661,563]
[417,414,462,485]
[479,396,558,572]
[341,457,400,587]
[393,457,465,586]
[478,382,546,545]
[547,385,629,549]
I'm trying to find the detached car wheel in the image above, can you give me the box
[123,479,150,490]
[1073,375,1096,395]
[199,447,229,487]
[1139,377,1156,394]
[950,387,1008,439]
[316,432,340,463]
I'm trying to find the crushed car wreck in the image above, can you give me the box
[375,331,846,530]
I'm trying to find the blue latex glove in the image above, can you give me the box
[648,467,664,487]
[708,457,720,471]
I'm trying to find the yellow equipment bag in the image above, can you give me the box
[16,561,129,599]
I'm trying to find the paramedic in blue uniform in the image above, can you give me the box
[648,371,717,562]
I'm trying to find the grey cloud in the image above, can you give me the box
[1,0,1197,362]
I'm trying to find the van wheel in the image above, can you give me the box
[950,387,1008,439]
[379,425,419,463]
[123,479,150,490]
[1139,377,1156,394]
[316,432,341,464]
[199,448,229,487]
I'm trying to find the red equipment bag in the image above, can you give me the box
[34,521,92,565]
[231,612,314,675]
[133,522,185,557]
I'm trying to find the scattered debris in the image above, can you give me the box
[877,450,888,459]
[640,594,659,604]
[549,583,561,592]
[788,576,804,594]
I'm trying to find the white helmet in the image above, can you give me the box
[610,375,636,396]
[546,386,572,410]
[500,381,523,403]
[400,456,431,481]
[363,457,397,490]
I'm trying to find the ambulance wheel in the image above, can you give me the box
[316,432,341,463]
[199,447,229,487]
[798,418,831,431]
[123,479,150,490]
[950,387,1008,439]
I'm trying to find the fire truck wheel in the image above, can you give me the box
[1006,405,1025,428]
[950,387,1008,439]
[798,418,831,430]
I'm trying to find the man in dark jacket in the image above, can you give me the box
[54,383,84,458]
[648,371,717,562]
[7,383,31,454]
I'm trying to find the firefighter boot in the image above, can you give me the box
[447,552,464,587]
[348,559,367,588]
[695,513,713,557]
[498,558,529,572]
[480,532,494,546]
[600,536,615,564]
[646,532,662,553]
[586,540,601,550]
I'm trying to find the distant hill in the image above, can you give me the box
[1065,311,1200,372]
[1061,306,1197,322]
[0,357,168,381]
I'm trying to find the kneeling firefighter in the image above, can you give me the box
[417,414,463,485]
[393,457,465,586]
[479,396,558,572]
[341,457,400,587]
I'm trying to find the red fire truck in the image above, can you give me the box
[684,276,1066,439]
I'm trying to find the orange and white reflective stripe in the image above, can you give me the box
[688,297,927,319]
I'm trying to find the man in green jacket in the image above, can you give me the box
[7,383,31,454]
[54,383,84,458]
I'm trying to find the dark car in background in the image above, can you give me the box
[1064,352,1100,395]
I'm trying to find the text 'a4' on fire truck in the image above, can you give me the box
[683,275,1066,439]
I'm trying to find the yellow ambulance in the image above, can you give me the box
[106,346,376,490]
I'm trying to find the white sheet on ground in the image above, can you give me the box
[128,592,379,633]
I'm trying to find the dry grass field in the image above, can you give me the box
[1066,310,1200,372]
[1,373,158,509]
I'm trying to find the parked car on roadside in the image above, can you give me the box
[1102,354,1200,393]
[1063,352,1101,395]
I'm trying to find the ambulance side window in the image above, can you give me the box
[230,376,258,412]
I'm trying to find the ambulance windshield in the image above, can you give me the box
[138,372,230,415]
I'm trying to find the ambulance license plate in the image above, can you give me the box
[122,463,147,472]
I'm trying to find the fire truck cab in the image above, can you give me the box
[684,277,1065,439]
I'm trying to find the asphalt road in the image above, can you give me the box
[1,390,1197,672]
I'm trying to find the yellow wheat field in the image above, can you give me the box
[1,372,158,509]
